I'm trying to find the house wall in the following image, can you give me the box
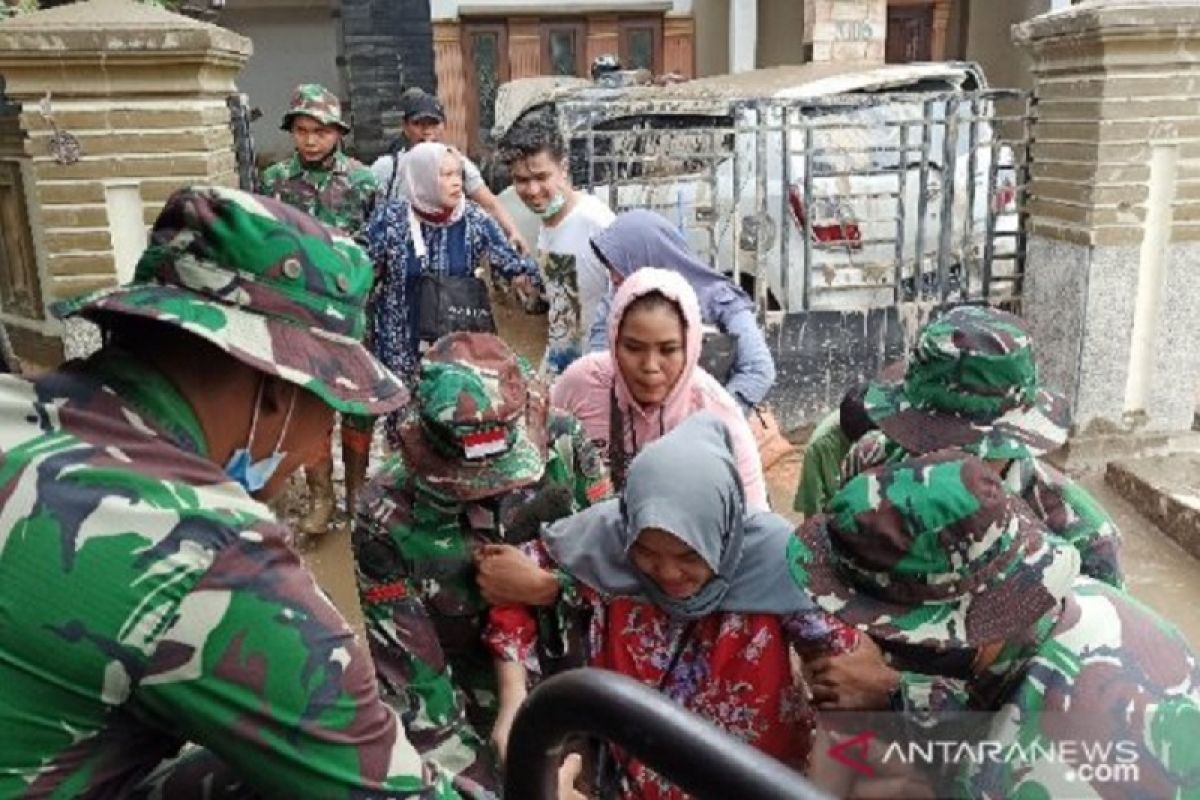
[965,0,1050,89]
[691,0,727,76]
[758,0,806,67]
[221,5,342,163]
[340,0,437,160]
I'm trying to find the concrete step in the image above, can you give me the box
[1105,454,1200,563]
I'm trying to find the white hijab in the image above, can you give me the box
[403,141,467,227]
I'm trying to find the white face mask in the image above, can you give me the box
[223,380,296,494]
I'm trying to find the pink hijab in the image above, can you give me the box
[551,268,769,510]
[402,141,466,226]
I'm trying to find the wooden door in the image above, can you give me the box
[886,5,933,64]
[463,22,510,159]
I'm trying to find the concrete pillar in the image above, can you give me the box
[1015,1,1200,448]
[803,0,885,65]
[729,0,757,73]
[0,0,251,363]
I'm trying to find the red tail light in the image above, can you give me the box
[993,180,1016,214]
[788,185,862,250]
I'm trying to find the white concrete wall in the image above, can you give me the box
[221,5,342,164]
[431,0,692,20]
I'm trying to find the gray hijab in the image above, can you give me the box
[591,209,755,322]
[542,412,815,619]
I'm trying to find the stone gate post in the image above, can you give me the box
[1016,0,1200,455]
[0,0,251,365]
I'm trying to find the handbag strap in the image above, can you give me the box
[593,611,698,798]
[408,205,428,262]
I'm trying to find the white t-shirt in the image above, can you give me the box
[537,192,615,377]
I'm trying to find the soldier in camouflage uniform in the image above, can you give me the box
[0,185,484,798]
[260,82,380,537]
[792,452,1200,799]
[842,305,1125,589]
[353,332,611,790]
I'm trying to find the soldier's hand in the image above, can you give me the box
[557,753,587,800]
[807,635,899,711]
[475,544,560,606]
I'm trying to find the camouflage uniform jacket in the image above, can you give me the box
[0,352,463,799]
[844,429,1125,589]
[898,579,1200,799]
[353,410,610,784]
[259,149,378,239]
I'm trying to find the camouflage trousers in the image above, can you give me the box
[363,595,501,795]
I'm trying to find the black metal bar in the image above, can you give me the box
[755,104,770,313]
[731,108,746,290]
[706,126,720,269]
[962,96,980,300]
[802,125,815,312]
[1015,93,1035,299]
[504,669,832,800]
[781,106,793,311]
[893,121,909,303]
[937,96,959,302]
[913,99,934,300]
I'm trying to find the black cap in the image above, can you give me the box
[401,91,445,123]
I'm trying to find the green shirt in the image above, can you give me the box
[793,408,851,515]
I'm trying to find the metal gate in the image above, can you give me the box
[562,88,1031,426]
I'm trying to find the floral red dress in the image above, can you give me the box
[485,542,859,800]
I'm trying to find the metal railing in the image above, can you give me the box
[564,90,1031,315]
[505,668,833,800]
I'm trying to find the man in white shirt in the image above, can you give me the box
[371,89,528,254]
[498,116,615,376]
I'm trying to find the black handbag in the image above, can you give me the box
[416,273,496,347]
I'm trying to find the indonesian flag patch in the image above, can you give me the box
[462,427,509,459]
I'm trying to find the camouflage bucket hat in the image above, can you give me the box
[789,450,1079,647]
[281,83,349,133]
[863,305,1070,459]
[396,332,549,502]
[53,185,408,416]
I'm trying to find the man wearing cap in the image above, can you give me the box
[842,305,1124,590]
[260,82,380,538]
[792,452,1200,799]
[372,88,529,255]
[353,331,610,784]
[0,185,479,797]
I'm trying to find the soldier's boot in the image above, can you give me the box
[341,431,371,519]
[299,458,336,536]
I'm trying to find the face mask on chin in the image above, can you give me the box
[224,380,297,494]
[536,191,567,220]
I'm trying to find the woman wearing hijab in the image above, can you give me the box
[588,210,776,414]
[552,267,769,509]
[367,142,542,434]
[484,413,858,796]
